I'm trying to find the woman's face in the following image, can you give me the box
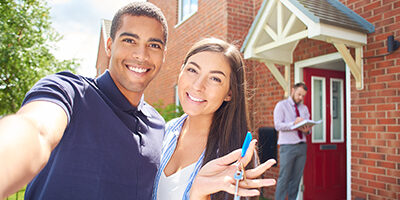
[178,51,232,118]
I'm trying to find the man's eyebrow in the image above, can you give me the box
[118,32,164,46]
[119,32,139,39]
[187,61,226,77]
[149,38,165,46]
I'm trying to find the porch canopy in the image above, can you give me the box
[241,0,374,94]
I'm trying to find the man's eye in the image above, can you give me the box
[149,43,161,49]
[122,38,134,44]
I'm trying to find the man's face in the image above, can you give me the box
[106,15,165,104]
[291,87,307,104]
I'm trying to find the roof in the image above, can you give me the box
[294,0,374,33]
[102,19,112,40]
[241,0,374,53]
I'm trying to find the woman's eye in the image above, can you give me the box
[187,68,197,73]
[211,77,222,83]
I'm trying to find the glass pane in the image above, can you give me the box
[331,80,343,141]
[190,0,198,13]
[312,78,324,141]
[181,0,190,20]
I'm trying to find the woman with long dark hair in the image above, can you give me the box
[153,38,276,200]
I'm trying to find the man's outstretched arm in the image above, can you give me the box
[0,101,67,199]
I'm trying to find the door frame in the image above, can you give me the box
[294,52,352,200]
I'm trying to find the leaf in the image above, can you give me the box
[0,0,79,115]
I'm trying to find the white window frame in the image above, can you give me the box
[174,84,180,112]
[330,78,345,143]
[176,0,198,26]
[311,76,326,143]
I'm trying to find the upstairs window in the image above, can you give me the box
[178,0,198,23]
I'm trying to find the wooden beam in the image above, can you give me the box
[243,0,277,59]
[264,25,278,41]
[333,43,363,90]
[284,64,290,97]
[282,13,297,38]
[255,30,307,53]
[355,47,364,89]
[277,1,283,35]
[264,61,290,96]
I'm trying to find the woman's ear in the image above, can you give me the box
[224,90,232,101]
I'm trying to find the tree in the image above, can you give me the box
[0,0,79,115]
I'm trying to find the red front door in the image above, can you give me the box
[303,68,346,200]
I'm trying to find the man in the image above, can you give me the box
[274,82,313,200]
[0,2,168,199]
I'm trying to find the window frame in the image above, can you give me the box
[176,0,198,27]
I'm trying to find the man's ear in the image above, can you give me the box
[106,37,112,57]
[224,90,232,101]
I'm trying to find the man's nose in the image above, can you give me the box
[132,45,149,62]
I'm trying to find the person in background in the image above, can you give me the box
[0,2,168,199]
[273,82,313,200]
[153,38,276,200]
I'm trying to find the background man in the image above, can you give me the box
[273,82,312,200]
[0,2,168,199]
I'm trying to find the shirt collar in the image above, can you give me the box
[288,96,304,107]
[288,96,295,106]
[95,70,149,117]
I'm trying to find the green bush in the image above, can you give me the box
[152,100,184,122]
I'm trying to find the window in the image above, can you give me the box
[330,79,344,143]
[311,76,326,143]
[178,0,198,23]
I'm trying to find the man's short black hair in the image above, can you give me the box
[110,2,168,43]
[293,82,308,91]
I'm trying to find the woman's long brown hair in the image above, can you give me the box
[182,38,256,200]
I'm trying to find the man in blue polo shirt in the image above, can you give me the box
[0,2,168,199]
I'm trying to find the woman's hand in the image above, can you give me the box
[189,139,276,200]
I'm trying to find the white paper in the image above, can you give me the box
[291,119,323,129]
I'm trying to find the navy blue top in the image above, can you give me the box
[23,71,164,200]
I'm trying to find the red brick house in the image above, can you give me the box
[95,0,399,199]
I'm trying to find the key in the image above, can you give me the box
[233,132,252,199]
[234,168,244,200]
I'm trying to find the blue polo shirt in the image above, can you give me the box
[22,71,165,200]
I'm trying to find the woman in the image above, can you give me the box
[153,38,276,200]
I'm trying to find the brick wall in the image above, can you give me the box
[338,0,400,199]
[147,0,231,106]
[247,0,400,199]
[147,0,400,199]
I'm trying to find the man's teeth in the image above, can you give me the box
[188,94,204,102]
[128,66,147,73]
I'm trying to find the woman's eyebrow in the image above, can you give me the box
[187,61,226,77]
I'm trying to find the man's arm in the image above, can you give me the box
[0,101,67,199]
[273,102,294,131]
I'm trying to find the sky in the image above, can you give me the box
[47,0,145,77]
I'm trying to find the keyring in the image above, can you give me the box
[238,162,246,181]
